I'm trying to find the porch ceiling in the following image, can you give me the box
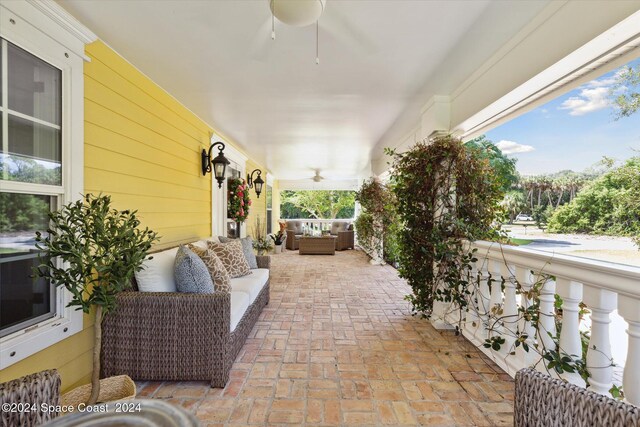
[58,0,550,180]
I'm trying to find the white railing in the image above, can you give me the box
[433,240,640,405]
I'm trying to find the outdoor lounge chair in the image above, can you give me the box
[0,369,61,426]
[514,368,640,426]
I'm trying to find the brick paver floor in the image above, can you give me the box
[137,249,514,426]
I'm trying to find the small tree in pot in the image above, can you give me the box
[35,194,158,405]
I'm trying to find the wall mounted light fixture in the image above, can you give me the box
[202,141,230,188]
[247,169,265,198]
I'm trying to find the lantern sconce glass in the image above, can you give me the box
[247,169,265,198]
[202,141,230,188]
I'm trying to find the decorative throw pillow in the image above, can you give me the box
[188,244,231,293]
[218,236,258,269]
[135,247,179,292]
[174,246,214,294]
[207,240,252,278]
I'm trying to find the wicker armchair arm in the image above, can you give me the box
[0,369,61,426]
[256,255,271,269]
[101,291,230,380]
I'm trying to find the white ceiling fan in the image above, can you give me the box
[249,0,378,63]
[312,169,325,182]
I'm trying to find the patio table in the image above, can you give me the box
[299,236,336,255]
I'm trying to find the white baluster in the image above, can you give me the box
[430,259,455,330]
[516,267,536,366]
[465,262,480,337]
[555,278,585,387]
[618,295,640,406]
[536,275,557,360]
[477,260,491,334]
[488,260,505,350]
[501,263,519,372]
[582,286,616,396]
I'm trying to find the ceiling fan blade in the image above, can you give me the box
[320,7,378,55]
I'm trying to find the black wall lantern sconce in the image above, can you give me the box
[202,141,231,188]
[247,169,265,198]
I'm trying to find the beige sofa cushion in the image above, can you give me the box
[230,291,250,332]
[230,268,269,304]
[286,220,303,234]
[331,221,349,234]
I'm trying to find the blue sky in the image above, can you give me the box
[485,57,640,175]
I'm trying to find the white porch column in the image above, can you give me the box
[419,96,451,140]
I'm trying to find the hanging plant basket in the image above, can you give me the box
[61,375,136,410]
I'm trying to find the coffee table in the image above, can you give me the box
[299,236,336,255]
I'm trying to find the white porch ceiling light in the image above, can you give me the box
[270,0,326,27]
[269,0,326,64]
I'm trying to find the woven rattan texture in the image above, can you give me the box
[0,369,61,427]
[335,231,355,251]
[514,368,640,427]
[299,237,336,255]
[101,261,270,388]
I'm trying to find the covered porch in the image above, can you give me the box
[1,0,639,426]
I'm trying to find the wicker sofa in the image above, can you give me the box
[100,238,270,388]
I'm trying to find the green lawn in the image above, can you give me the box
[507,238,533,246]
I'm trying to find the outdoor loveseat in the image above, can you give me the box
[100,238,270,388]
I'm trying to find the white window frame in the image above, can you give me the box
[210,134,247,238]
[0,0,95,369]
[266,173,274,234]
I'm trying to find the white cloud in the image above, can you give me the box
[495,140,535,154]
[557,70,627,116]
[559,86,610,116]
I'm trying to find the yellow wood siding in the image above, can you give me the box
[83,41,213,248]
[1,40,263,392]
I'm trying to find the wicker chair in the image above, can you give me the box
[285,221,303,250]
[514,368,640,427]
[330,221,354,251]
[0,369,61,427]
[101,255,270,388]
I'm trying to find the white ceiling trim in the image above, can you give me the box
[28,0,97,44]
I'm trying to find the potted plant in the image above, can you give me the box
[251,215,273,255]
[35,194,158,406]
[270,231,286,254]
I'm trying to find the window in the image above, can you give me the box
[266,184,273,234]
[0,39,62,338]
[0,0,92,367]
[210,137,246,238]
